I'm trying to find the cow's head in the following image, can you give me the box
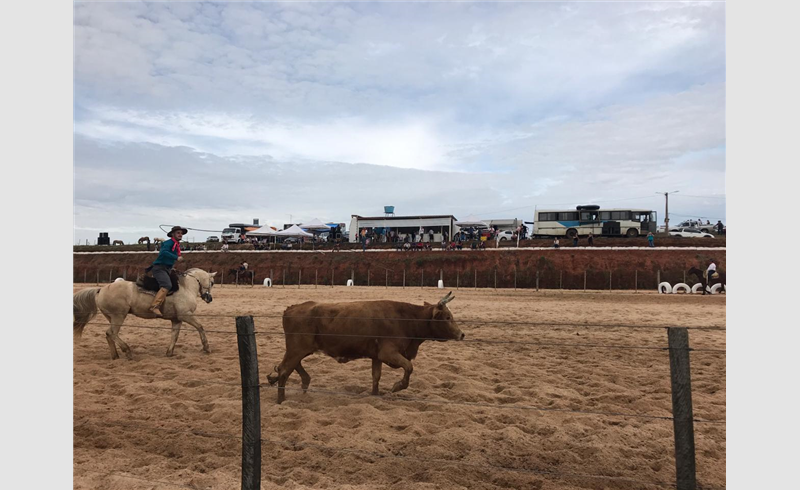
[428,292,465,341]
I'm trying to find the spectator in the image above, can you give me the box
[443,230,448,243]
[716,220,724,234]
[553,237,560,249]
[647,232,655,247]
[429,228,434,243]
[221,242,229,252]
[410,229,416,243]
[588,232,594,246]
[704,259,717,295]
[572,235,579,247]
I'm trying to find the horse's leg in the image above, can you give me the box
[106,314,132,360]
[166,319,182,357]
[180,315,210,354]
[101,313,119,360]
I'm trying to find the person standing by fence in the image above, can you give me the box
[588,232,594,246]
[553,237,560,248]
[148,225,186,316]
[647,232,655,247]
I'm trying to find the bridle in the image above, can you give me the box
[181,271,213,303]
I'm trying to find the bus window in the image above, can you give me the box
[600,211,611,220]
[580,211,598,221]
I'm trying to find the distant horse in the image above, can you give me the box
[73,268,217,359]
[138,236,150,244]
[228,268,254,283]
[688,267,726,294]
[112,240,125,246]
[153,238,163,246]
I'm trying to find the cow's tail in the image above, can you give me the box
[73,287,101,337]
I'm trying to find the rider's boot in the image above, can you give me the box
[149,288,169,317]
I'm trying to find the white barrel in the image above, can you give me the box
[114,277,125,283]
[263,278,272,287]
[691,283,704,294]
[672,283,691,294]
[346,279,354,286]
[658,282,672,294]
[709,283,723,294]
[438,279,444,289]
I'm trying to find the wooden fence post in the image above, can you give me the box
[514,268,517,290]
[494,268,497,290]
[474,269,477,290]
[283,269,286,288]
[298,270,301,289]
[657,270,661,288]
[235,316,261,490]
[536,271,539,292]
[109,269,113,283]
[683,271,686,284]
[221,271,225,286]
[609,271,613,290]
[315,270,318,288]
[667,327,697,490]
[236,271,239,287]
[331,268,334,287]
[367,269,370,287]
[84,270,87,284]
[421,270,424,288]
[386,270,388,288]
[635,270,638,293]
[403,269,405,288]
[96,270,99,285]
[559,270,563,289]
[584,271,587,292]
[457,271,459,289]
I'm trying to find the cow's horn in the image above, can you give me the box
[439,292,454,305]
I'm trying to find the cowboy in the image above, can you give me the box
[148,225,186,316]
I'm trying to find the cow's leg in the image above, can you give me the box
[295,362,311,392]
[166,319,182,357]
[371,358,382,395]
[272,352,305,404]
[378,349,413,393]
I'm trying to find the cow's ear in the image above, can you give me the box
[423,301,432,306]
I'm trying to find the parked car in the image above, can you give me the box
[669,227,714,238]
[496,230,515,241]
[676,220,713,233]
[206,236,220,242]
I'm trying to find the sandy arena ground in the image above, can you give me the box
[74,284,726,490]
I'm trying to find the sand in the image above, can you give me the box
[73,285,726,490]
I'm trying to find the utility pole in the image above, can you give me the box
[657,191,679,233]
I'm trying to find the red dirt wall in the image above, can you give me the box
[73,248,725,290]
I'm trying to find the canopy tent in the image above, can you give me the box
[276,224,314,237]
[298,218,331,231]
[246,227,279,237]
[454,214,489,228]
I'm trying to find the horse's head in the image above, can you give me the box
[184,269,217,303]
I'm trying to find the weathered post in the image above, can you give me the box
[494,268,497,290]
[351,269,354,284]
[657,270,661,288]
[403,269,405,288]
[667,327,697,490]
[331,268,334,288]
[559,270,563,289]
[474,269,477,290]
[221,271,225,286]
[421,270,424,288]
[514,268,517,290]
[367,269,370,287]
[109,269,113,283]
[298,270,301,289]
[83,270,87,284]
[683,271,686,284]
[235,316,261,490]
[536,271,539,292]
[315,270,318,288]
[236,271,239,287]
[123,268,127,280]
[584,271,587,292]
[609,271,613,290]
[385,270,388,288]
[635,270,638,293]
[96,270,99,285]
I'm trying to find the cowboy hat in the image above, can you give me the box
[167,225,188,237]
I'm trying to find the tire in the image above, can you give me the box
[566,229,578,239]
[500,237,507,241]
[691,283,704,294]
[658,282,672,294]
[709,283,723,294]
[672,283,691,294]
[626,228,638,238]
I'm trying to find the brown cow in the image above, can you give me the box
[266,292,464,403]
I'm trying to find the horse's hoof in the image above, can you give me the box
[166,351,174,357]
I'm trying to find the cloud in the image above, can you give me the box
[73,1,726,243]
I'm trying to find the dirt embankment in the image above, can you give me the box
[73,248,725,290]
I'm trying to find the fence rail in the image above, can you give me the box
[74,313,726,490]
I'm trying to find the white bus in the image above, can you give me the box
[533,205,658,238]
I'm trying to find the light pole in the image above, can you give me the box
[656,191,679,233]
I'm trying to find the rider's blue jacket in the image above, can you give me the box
[152,238,181,267]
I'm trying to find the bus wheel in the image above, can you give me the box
[566,229,578,239]
[626,228,638,238]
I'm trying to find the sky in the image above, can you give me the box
[73,1,726,245]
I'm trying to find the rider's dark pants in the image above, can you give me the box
[152,264,173,290]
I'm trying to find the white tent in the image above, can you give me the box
[455,214,489,228]
[246,227,279,237]
[276,224,314,237]
[298,218,331,231]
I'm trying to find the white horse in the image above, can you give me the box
[73,268,217,359]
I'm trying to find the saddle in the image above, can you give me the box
[136,270,180,296]
[711,272,719,280]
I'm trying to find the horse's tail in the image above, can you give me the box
[73,287,101,337]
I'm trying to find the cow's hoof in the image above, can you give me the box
[202,347,211,354]
[166,351,174,357]
[391,382,405,393]
[266,375,278,385]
